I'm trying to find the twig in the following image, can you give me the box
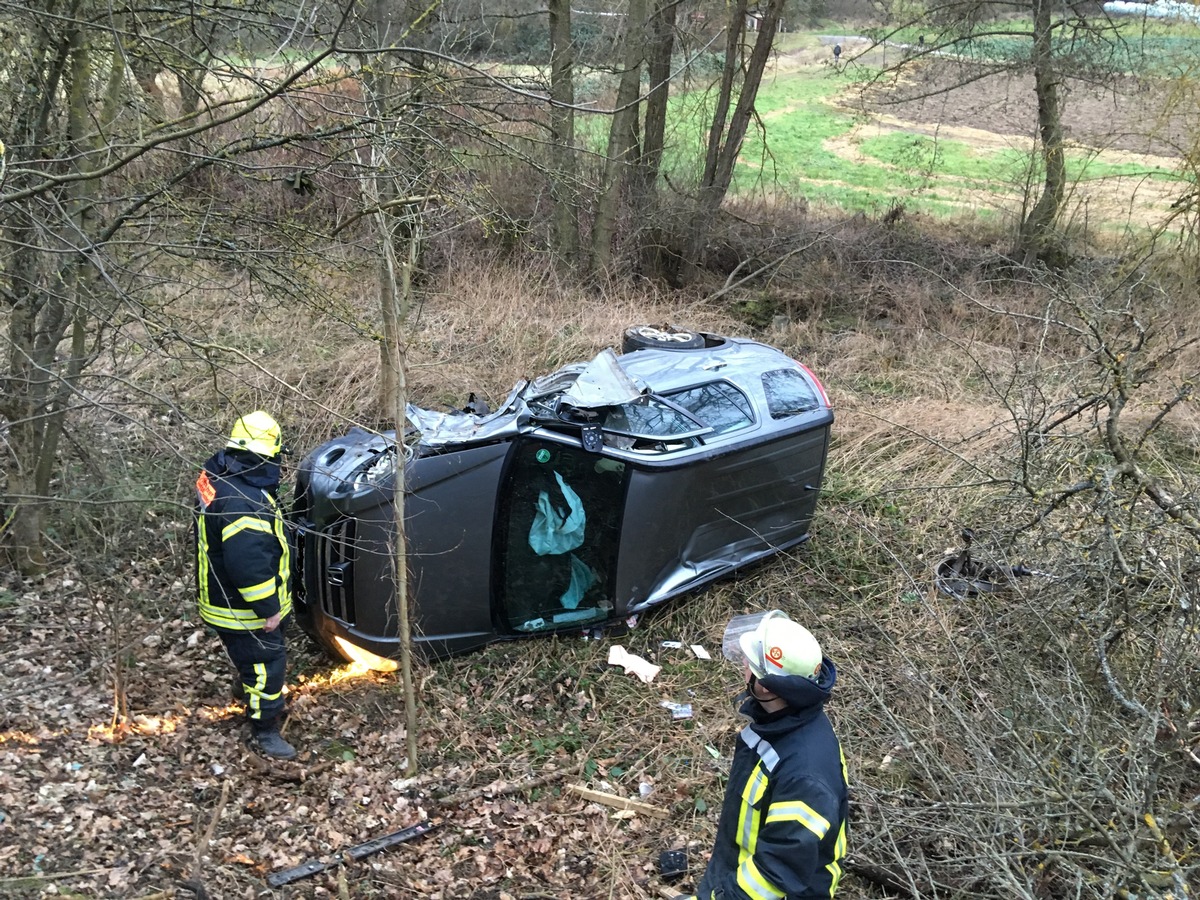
[566,784,670,819]
[185,778,229,900]
[435,761,584,807]
[0,868,109,888]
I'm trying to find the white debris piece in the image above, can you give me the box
[607,645,661,684]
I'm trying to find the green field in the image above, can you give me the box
[646,37,1191,223]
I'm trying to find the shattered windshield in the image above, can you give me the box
[596,396,709,439]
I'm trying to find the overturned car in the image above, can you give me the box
[292,327,833,664]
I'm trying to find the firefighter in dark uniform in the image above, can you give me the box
[195,411,296,760]
[693,610,849,900]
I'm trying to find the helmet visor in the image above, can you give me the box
[721,610,782,667]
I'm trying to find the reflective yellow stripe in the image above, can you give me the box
[199,601,267,630]
[766,800,830,838]
[737,763,769,850]
[736,856,784,900]
[826,820,847,896]
[196,513,213,609]
[223,516,273,542]
[240,578,276,602]
[247,663,267,719]
[268,495,292,610]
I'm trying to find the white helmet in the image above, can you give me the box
[722,610,823,681]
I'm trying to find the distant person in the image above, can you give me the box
[692,610,849,899]
[833,42,842,61]
[195,411,296,760]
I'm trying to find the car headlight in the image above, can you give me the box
[332,636,399,672]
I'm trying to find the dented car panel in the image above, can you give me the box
[292,333,833,662]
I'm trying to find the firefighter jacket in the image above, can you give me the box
[195,448,292,632]
[696,661,849,900]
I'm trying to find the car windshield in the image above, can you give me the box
[600,396,709,439]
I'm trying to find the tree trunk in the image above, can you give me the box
[705,0,784,201]
[365,0,421,776]
[1018,0,1067,266]
[1,21,77,575]
[633,0,677,201]
[589,0,648,275]
[686,0,783,272]
[547,0,579,269]
[701,0,748,193]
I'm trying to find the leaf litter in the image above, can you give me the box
[0,575,734,899]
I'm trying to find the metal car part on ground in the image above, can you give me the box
[291,328,833,664]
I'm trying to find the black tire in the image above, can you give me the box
[621,324,706,353]
[934,556,1006,599]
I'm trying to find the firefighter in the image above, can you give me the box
[694,610,849,899]
[195,411,296,760]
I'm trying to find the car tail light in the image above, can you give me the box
[795,362,831,408]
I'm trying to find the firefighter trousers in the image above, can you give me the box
[217,624,287,731]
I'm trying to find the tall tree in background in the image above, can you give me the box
[547,0,580,267]
[632,0,679,204]
[590,0,650,274]
[687,0,785,269]
[866,0,1134,264]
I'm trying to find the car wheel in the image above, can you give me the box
[622,324,706,353]
[934,556,1006,599]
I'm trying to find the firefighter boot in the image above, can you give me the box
[249,727,297,761]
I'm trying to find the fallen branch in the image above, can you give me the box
[436,761,583,807]
[242,752,336,783]
[0,868,109,889]
[567,784,670,819]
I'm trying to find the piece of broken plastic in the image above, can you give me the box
[607,645,661,683]
[690,644,712,659]
[660,700,693,720]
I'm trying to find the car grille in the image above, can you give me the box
[316,518,356,625]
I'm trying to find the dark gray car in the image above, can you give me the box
[292,328,833,664]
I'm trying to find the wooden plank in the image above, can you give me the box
[566,783,670,819]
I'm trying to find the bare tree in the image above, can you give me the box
[547,0,580,267]
[687,0,785,270]
[589,0,649,275]
[0,0,370,575]
[834,265,1200,898]
[863,0,1136,265]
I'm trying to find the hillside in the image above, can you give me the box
[3,218,1199,898]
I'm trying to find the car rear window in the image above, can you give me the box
[762,369,820,418]
[666,382,754,435]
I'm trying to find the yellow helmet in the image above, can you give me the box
[227,410,283,458]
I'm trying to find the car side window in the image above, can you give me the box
[762,368,820,418]
[666,382,754,435]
